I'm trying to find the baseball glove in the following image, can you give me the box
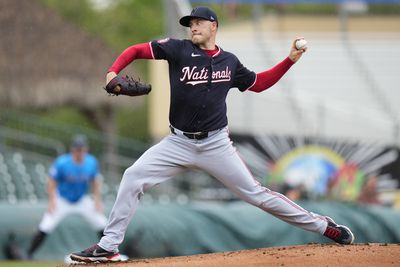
[105,75,152,97]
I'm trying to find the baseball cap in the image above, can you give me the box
[71,134,88,148]
[179,7,218,27]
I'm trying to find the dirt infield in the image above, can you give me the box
[68,243,399,267]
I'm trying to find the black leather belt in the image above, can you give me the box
[169,126,209,140]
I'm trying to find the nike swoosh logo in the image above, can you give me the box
[191,53,201,57]
[92,249,109,257]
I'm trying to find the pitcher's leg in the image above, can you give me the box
[99,136,190,252]
[198,135,327,235]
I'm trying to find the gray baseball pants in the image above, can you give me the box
[99,127,328,252]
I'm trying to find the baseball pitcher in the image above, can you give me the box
[70,7,354,263]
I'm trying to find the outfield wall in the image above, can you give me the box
[0,200,399,261]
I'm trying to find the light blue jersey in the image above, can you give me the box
[49,153,99,203]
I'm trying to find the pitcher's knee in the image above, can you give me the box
[123,164,147,179]
[121,165,153,196]
[238,191,265,206]
[244,196,263,207]
[240,187,274,207]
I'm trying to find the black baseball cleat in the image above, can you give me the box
[70,244,121,263]
[323,217,355,245]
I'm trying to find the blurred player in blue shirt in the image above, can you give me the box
[27,134,107,259]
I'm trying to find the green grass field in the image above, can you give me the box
[0,262,62,267]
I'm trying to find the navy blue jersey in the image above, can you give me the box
[150,38,256,132]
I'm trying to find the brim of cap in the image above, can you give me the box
[179,15,198,27]
[71,144,87,148]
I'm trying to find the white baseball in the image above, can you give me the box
[295,39,307,50]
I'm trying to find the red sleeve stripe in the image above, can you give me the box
[148,41,155,59]
[243,75,257,92]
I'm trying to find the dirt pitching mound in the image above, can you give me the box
[70,243,399,267]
